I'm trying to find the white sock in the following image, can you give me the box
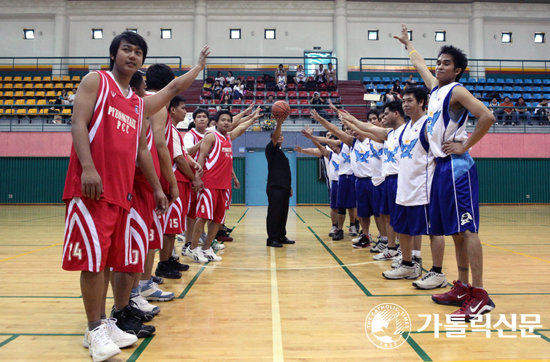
[381,236,388,242]
[412,250,421,258]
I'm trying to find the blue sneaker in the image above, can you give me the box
[140,280,175,302]
[151,275,164,285]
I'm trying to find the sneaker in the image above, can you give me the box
[130,293,161,314]
[85,324,121,362]
[332,229,344,241]
[211,240,226,250]
[370,240,388,253]
[176,233,186,243]
[199,232,207,244]
[181,241,192,256]
[155,260,182,279]
[111,305,156,338]
[391,248,402,268]
[349,225,358,236]
[102,318,138,348]
[351,233,364,243]
[216,231,233,242]
[413,270,448,290]
[202,247,222,261]
[352,234,371,248]
[450,287,496,321]
[373,248,399,260]
[168,256,189,272]
[140,280,175,302]
[432,280,470,306]
[328,226,338,237]
[185,246,208,263]
[221,224,232,234]
[413,255,422,271]
[382,263,420,280]
[114,300,154,323]
[151,275,164,285]
[171,246,180,260]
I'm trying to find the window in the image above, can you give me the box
[127,29,137,33]
[535,32,545,43]
[265,29,276,40]
[230,29,241,39]
[407,30,413,41]
[161,29,172,39]
[368,30,379,41]
[23,29,34,40]
[435,31,446,42]
[92,29,103,39]
[501,32,512,43]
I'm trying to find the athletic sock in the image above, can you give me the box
[412,250,421,258]
[355,220,359,228]
[332,223,337,227]
[380,236,388,242]
[100,314,106,321]
[130,287,140,299]
[432,266,442,274]
[138,279,150,288]
[388,247,398,251]
[88,320,102,331]
[402,260,414,267]
[460,280,469,287]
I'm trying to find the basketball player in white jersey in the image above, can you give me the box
[395,24,496,320]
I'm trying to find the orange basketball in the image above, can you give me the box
[271,100,291,118]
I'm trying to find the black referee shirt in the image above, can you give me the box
[265,141,291,189]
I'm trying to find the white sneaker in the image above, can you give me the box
[85,324,121,362]
[185,246,208,263]
[328,226,338,237]
[140,280,175,302]
[199,232,207,245]
[176,233,186,243]
[349,225,358,236]
[131,294,161,314]
[211,240,225,250]
[83,319,137,349]
[202,247,222,262]
[412,270,448,289]
[373,248,399,261]
[382,263,421,280]
[391,248,403,268]
[351,233,364,243]
[171,246,179,260]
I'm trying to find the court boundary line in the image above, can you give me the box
[291,208,305,223]
[270,248,284,362]
[126,335,155,362]
[482,242,550,264]
[0,335,18,348]
[0,242,63,263]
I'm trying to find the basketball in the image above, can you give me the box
[271,100,291,118]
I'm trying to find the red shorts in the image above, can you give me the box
[149,212,163,249]
[196,188,229,224]
[62,197,130,273]
[162,182,190,234]
[187,189,198,219]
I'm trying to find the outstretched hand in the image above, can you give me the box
[300,125,314,139]
[393,23,409,45]
[294,145,304,153]
[197,45,210,70]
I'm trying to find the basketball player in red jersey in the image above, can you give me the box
[184,108,262,262]
[62,31,209,361]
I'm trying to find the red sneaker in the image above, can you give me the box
[216,234,233,242]
[431,280,470,306]
[450,287,495,321]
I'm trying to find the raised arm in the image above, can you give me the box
[301,125,341,149]
[230,107,262,140]
[338,111,389,142]
[394,23,438,90]
[230,104,254,130]
[311,109,354,146]
[185,139,202,157]
[150,107,178,203]
[143,46,210,118]
[294,145,324,158]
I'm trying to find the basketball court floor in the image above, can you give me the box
[0,204,549,361]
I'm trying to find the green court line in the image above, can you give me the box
[314,208,331,218]
[308,226,372,296]
[291,208,305,223]
[0,335,18,348]
[534,331,550,344]
[403,332,432,362]
[0,245,59,247]
[126,335,155,362]
[236,208,249,223]
[373,292,550,298]
[0,295,81,299]
[0,333,81,336]
[20,214,65,223]
[177,262,210,299]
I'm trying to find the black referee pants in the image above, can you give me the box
[266,186,290,243]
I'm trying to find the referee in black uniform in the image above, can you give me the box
[265,115,295,247]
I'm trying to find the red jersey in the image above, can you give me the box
[172,124,191,184]
[63,70,144,210]
[183,128,205,161]
[133,124,161,191]
[201,130,233,190]
[159,114,175,194]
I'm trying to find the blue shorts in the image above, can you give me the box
[337,174,356,209]
[429,153,480,236]
[393,204,430,236]
[330,180,338,209]
[380,175,397,223]
[355,177,378,218]
[373,184,383,217]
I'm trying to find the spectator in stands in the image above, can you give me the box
[513,97,532,126]
[233,78,244,99]
[293,65,306,85]
[60,89,70,105]
[500,96,514,125]
[218,93,232,111]
[315,64,326,83]
[222,82,233,96]
[276,70,287,91]
[226,71,235,86]
[390,80,402,96]
[488,97,502,123]
[67,88,77,105]
[407,73,416,85]
[215,71,225,86]
[266,94,275,114]
[212,80,223,100]
[534,98,549,124]
[310,91,328,118]
[275,64,286,80]
[326,63,336,85]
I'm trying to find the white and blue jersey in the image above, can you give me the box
[370,140,385,187]
[338,142,353,176]
[382,124,405,177]
[352,137,377,218]
[325,151,340,209]
[337,142,356,209]
[351,138,373,178]
[427,82,479,235]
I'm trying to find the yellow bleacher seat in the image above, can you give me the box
[0,100,3,105]
[64,83,74,89]
[5,109,14,115]
[37,99,47,105]
[62,108,72,116]
[45,91,56,98]
[62,76,70,82]
[23,77,32,83]
[53,76,61,82]
[44,83,53,89]
[71,76,81,82]
[15,99,25,105]
[75,83,80,88]
[13,77,22,82]
[0,109,3,115]
[34,83,43,89]
[56,90,62,96]
[27,108,38,116]
[35,91,45,98]
[14,83,23,90]
[26,99,36,106]
[0,84,3,89]
[4,100,14,106]
[14,91,24,98]
[32,76,42,82]
[4,91,14,98]
[0,77,3,82]
[0,91,2,98]
[54,83,63,89]
[24,83,33,89]
[16,108,27,116]
[4,77,13,82]
[42,76,51,82]
[4,84,13,89]
[25,91,34,98]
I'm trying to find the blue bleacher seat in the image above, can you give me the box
[478,78,486,84]
[512,93,521,100]
[362,77,371,83]
[376,101,384,107]
[513,86,523,92]
[468,78,477,84]
[523,94,532,100]
[523,86,533,93]
[543,93,550,99]
[497,78,505,84]
[475,85,484,91]
[485,86,494,91]
[534,79,542,85]
[543,87,550,92]
[373,77,381,83]
[365,84,374,91]
[533,93,542,100]
[505,79,514,85]
[515,79,523,85]
[482,101,489,107]
[495,86,504,92]
[487,78,496,84]
[543,79,550,85]
[504,86,513,92]
[466,85,474,92]
[534,86,542,92]
[503,93,512,99]
[413,77,420,82]
[392,77,400,82]
[376,84,385,90]
[524,79,533,85]
[382,77,390,83]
